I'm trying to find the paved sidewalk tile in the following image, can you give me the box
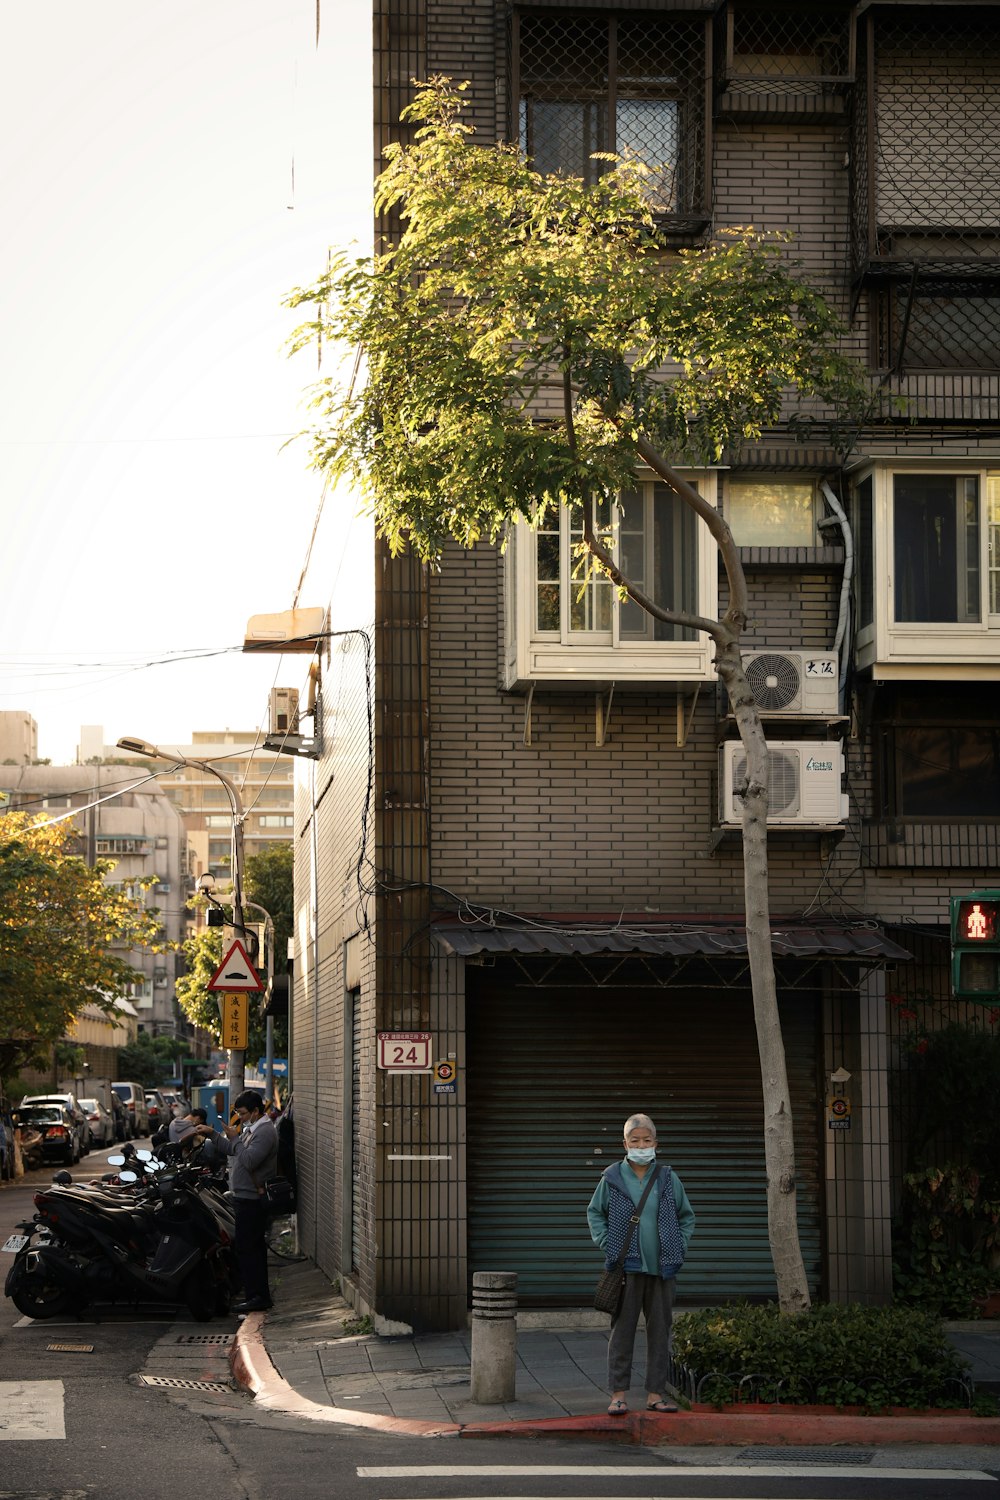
[386,1391,454,1420]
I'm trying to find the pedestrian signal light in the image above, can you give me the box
[950,890,1000,1000]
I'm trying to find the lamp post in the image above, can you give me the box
[117,736,249,1099]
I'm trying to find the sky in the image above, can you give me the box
[0,1,372,765]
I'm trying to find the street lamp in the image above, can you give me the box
[117,735,250,1098]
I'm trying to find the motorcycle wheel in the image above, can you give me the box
[182,1266,216,1323]
[6,1258,83,1320]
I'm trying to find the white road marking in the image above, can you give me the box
[358,1465,997,1483]
[0,1380,65,1440]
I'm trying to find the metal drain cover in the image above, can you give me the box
[46,1342,95,1353]
[738,1448,874,1465]
[175,1333,234,1345]
[138,1375,233,1392]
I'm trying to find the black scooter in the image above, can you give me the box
[4,1155,234,1321]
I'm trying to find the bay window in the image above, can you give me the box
[853,463,1000,677]
[504,476,717,687]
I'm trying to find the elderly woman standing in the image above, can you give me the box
[587,1112,695,1415]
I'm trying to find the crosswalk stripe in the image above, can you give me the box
[358,1466,996,1483]
[0,1381,65,1441]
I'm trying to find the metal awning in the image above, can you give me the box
[432,917,912,964]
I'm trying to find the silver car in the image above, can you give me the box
[78,1097,114,1148]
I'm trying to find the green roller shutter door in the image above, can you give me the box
[466,979,822,1304]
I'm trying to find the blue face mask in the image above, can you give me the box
[627,1146,656,1165]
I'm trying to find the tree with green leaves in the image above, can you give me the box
[289,80,868,1312]
[0,812,166,1083]
[175,845,292,1064]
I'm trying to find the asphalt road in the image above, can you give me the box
[3,1155,1000,1500]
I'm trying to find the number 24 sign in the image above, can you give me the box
[377,1031,432,1071]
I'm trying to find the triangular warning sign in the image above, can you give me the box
[207,938,264,993]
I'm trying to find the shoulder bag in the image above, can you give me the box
[593,1166,661,1317]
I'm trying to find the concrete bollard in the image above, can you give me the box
[470,1270,518,1404]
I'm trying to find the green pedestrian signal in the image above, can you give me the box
[950,890,1000,1000]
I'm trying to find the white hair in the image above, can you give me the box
[623,1113,657,1140]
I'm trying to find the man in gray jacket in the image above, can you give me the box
[195,1089,277,1314]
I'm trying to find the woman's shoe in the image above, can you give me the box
[645,1398,678,1413]
[607,1398,628,1415]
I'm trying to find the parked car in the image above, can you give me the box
[19,1093,89,1158]
[144,1089,168,1133]
[77,1097,114,1148]
[13,1103,80,1165]
[108,1092,128,1142]
[111,1081,149,1138]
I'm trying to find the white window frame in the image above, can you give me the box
[853,459,1000,679]
[503,471,719,688]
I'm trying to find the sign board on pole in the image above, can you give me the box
[257,1058,289,1077]
[207,939,264,993]
[221,994,250,1051]
[377,1032,432,1071]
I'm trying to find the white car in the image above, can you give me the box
[77,1097,114,1148]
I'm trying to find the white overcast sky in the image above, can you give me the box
[0,1,371,765]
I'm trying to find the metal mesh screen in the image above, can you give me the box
[717,1,853,96]
[513,10,709,218]
[852,9,1000,371]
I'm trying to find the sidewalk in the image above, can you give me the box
[230,1257,1000,1446]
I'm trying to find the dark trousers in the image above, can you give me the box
[608,1272,675,1394]
[234,1195,270,1303]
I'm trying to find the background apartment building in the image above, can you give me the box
[0,710,38,766]
[289,0,1000,1332]
[0,763,189,1040]
[154,731,295,884]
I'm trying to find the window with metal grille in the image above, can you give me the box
[875,686,1000,820]
[716,1,854,96]
[511,10,709,219]
[852,11,1000,370]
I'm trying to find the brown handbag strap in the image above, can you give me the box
[611,1166,662,1270]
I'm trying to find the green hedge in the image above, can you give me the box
[671,1303,972,1410]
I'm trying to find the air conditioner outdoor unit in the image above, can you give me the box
[719,740,847,826]
[740,650,839,715]
[269,687,300,737]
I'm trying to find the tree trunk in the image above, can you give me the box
[716,634,811,1315]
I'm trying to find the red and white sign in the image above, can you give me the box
[207,939,264,993]
[377,1031,432,1071]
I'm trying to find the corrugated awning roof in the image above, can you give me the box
[431,917,912,963]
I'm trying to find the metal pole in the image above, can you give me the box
[244,900,275,1104]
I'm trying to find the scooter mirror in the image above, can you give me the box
[119,1170,138,1183]
[108,1155,125,1166]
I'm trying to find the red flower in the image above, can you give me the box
[915,1039,929,1055]
[887,993,904,1009]
[990,1009,1000,1026]
[898,1006,917,1021]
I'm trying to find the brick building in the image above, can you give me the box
[290,0,1000,1330]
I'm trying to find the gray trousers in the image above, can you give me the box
[608,1272,675,1394]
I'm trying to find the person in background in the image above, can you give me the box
[587,1112,695,1416]
[194,1089,278,1314]
[169,1105,206,1145]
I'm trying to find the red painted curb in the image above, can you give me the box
[460,1409,1000,1446]
[230,1319,1000,1446]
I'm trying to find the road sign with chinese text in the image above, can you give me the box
[221,993,249,1050]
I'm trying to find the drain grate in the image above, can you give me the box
[46,1342,95,1353]
[175,1333,234,1346]
[738,1448,874,1465]
[138,1374,233,1392]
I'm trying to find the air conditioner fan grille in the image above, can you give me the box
[745,653,801,711]
[732,750,800,815]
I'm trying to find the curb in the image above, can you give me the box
[230,1317,1000,1445]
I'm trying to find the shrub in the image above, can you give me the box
[671,1302,971,1410]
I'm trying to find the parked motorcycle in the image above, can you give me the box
[3,1152,234,1321]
